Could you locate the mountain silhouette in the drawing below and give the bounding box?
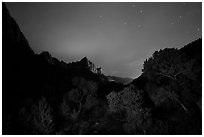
[131,38,202,91]
[3,3,202,135]
[3,4,124,133]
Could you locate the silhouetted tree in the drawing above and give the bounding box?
[84,94,98,110]
[107,85,152,134]
[151,86,188,112]
[142,48,199,112]
[59,94,72,120]
[142,48,195,81]
[72,77,98,96]
[106,91,120,113]
[31,97,54,134]
[60,77,98,121]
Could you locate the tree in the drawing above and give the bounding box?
[31,97,54,134]
[59,94,72,120]
[106,91,120,113]
[84,94,98,110]
[106,85,152,134]
[142,48,195,81]
[142,48,198,113]
[72,77,98,96]
[151,86,188,112]
[59,89,83,121]
[60,77,98,121]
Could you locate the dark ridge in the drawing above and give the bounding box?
[3,2,202,135]
[180,38,202,61]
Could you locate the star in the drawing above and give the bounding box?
[132,4,136,8]
[123,22,128,25]
[99,15,103,18]
[179,15,182,19]
[139,10,143,14]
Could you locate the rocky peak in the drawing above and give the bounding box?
[3,3,35,65]
[80,57,89,67]
[80,56,88,62]
[80,57,102,74]
[39,51,59,65]
[68,56,102,74]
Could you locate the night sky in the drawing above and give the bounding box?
[6,2,202,78]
